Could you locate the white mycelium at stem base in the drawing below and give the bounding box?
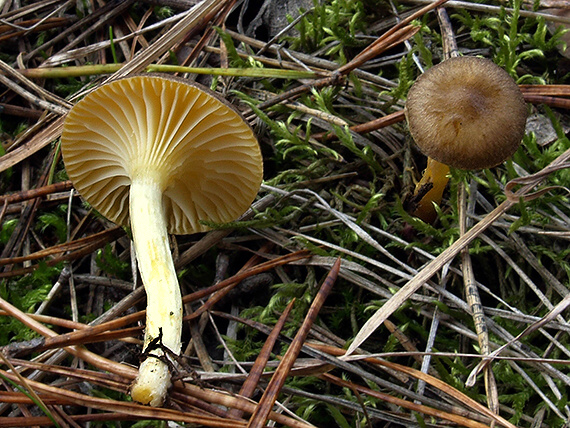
[129,174,182,406]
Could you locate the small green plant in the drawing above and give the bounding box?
[453,0,564,82]
[36,208,68,243]
[385,51,417,105]
[0,219,18,244]
[0,263,60,343]
[241,96,340,163]
[285,0,367,63]
[95,244,129,279]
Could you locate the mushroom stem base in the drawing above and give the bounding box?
[131,358,171,407]
[412,157,450,223]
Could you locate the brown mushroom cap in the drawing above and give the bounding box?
[405,56,527,170]
[61,75,263,234]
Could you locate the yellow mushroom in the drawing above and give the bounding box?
[61,75,263,406]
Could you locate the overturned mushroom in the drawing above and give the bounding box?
[406,56,528,221]
[61,75,263,406]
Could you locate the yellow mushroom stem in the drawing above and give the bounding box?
[128,172,183,407]
[412,157,451,223]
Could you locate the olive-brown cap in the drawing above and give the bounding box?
[405,56,527,170]
[61,75,263,234]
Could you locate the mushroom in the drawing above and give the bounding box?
[409,157,450,223]
[60,75,263,406]
[405,56,527,222]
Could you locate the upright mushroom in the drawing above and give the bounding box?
[405,56,527,222]
[61,75,263,406]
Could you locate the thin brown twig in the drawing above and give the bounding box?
[247,258,340,428]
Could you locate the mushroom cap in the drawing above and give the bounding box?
[61,75,263,234]
[405,56,527,170]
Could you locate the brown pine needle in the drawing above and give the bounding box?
[247,258,340,428]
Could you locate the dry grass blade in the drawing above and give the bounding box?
[518,83,570,108]
[0,390,72,406]
[247,258,341,428]
[0,415,140,427]
[467,291,570,384]
[339,24,421,73]
[505,160,570,202]
[0,59,71,111]
[0,116,63,173]
[458,183,499,415]
[0,16,72,43]
[0,74,66,115]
